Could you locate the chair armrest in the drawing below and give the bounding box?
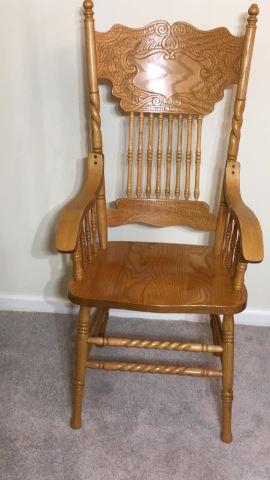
[56,153,103,253]
[225,161,263,263]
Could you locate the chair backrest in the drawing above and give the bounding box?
[83,1,259,236]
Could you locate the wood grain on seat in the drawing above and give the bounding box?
[68,241,246,314]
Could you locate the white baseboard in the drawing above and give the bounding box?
[0,294,269,327]
[0,294,78,315]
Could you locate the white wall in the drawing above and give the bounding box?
[0,0,269,322]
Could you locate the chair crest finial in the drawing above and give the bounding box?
[248,4,259,23]
[83,0,94,18]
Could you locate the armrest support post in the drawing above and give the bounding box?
[233,261,247,291]
[55,153,103,254]
[73,245,84,281]
[224,161,263,264]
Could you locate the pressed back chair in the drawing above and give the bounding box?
[56,1,263,442]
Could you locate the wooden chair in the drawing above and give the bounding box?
[56,1,263,443]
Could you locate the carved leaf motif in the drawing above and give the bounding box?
[96,21,244,114]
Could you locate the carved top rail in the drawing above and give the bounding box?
[96,21,244,114]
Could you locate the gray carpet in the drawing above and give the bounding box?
[1,311,270,480]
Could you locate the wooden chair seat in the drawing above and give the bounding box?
[68,241,247,314]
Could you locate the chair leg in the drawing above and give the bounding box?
[221,314,234,443]
[71,306,90,429]
[97,308,109,339]
[87,308,109,356]
[210,315,221,357]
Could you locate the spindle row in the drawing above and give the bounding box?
[126,112,203,201]
[72,205,98,281]
[222,210,241,276]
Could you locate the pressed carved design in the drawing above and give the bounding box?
[108,198,217,230]
[96,21,244,114]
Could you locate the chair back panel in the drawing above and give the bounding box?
[82,1,258,233]
[95,21,244,115]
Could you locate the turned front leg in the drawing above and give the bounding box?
[71,306,90,429]
[221,314,234,443]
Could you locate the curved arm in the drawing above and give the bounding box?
[56,153,103,253]
[225,161,263,263]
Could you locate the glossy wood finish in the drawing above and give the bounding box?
[215,4,262,278]
[109,111,210,230]
[86,307,108,356]
[146,113,154,198]
[165,114,174,198]
[210,315,223,349]
[221,314,234,443]
[87,360,223,377]
[68,241,246,314]
[83,0,107,249]
[127,112,135,198]
[88,336,223,353]
[71,306,91,429]
[175,115,183,198]
[136,112,144,198]
[225,161,263,264]
[210,314,223,359]
[226,5,259,164]
[96,21,243,114]
[56,153,103,253]
[54,2,263,442]
[107,198,216,230]
[156,113,163,199]
[195,116,203,201]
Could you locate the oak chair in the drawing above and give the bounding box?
[56,1,263,442]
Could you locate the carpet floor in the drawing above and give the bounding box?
[0,311,270,480]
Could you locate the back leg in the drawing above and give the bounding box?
[210,314,223,358]
[97,308,109,340]
[71,306,91,429]
[221,314,234,443]
[87,308,109,356]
